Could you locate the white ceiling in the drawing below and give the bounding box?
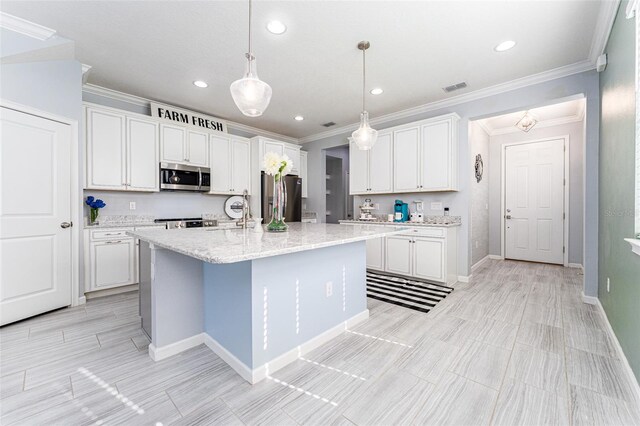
[0,1,607,139]
[477,98,585,135]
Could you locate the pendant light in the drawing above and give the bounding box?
[230,0,272,117]
[351,41,378,150]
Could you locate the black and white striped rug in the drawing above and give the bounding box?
[366,270,454,314]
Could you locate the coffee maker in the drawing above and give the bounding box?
[393,200,409,222]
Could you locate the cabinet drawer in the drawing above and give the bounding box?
[401,227,445,238]
[90,228,133,241]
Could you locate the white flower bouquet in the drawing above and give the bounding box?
[263,152,293,232]
[263,152,293,178]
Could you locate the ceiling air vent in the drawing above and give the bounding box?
[322,121,336,127]
[443,82,468,93]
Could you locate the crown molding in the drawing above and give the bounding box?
[82,83,299,144]
[474,119,493,137]
[299,59,595,144]
[589,0,621,62]
[0,12,56,41]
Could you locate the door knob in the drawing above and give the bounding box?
[60,222,72,229]
[505,215,512,219]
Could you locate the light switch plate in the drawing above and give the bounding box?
[325,281,333,297]
[129,202,136,210]
[431,202,443,211]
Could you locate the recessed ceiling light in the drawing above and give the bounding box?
[294,115,304,121]
[370,88,383,95]
[494,40,516,52]
[193,80,208,88]
[267,20,287,35]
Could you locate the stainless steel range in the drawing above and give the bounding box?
[153,217,218,229]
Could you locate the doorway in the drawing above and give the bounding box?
[325,146,353,224]
[503,137,567,265]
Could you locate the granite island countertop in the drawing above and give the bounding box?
[339,219,461,228]
[128,222,409,264]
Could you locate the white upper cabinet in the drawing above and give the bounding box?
[86,107,126,190]
[300,151,308,198]
[127,117,159,191]
[209,135,251,195]
[394,114,459,192]
[283,145,300,175]
[349,131,393,195]
[161,125,209,167]
[85,106,158,192]
[186,130,209,167]
[393,126,421,192]
[255,137,301,175]
[160,124,185,163]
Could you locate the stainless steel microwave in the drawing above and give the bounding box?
[159,162,210,192]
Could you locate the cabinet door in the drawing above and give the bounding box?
[187,130,209,167]
[300,151,308,198]
[160,124,186,163]
[349,140,369,194]
[283,145,300,174]
[90,239,137,290]
[209,135,231,193]
[231,138,251,195]
[393,126,420,192]
[413,237,445,282]
[366,237,384,270]
[385,236,412,276]
[369,132,393,193]
[127,117,159,191]
[421,120,451,190]
[86,108,126,189]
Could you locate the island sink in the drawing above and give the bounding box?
[130,223,406,383]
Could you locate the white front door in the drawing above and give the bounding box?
[1,107,73,325]
[505,139,565,264]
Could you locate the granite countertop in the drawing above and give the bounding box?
[128,222,408,264]
[339,219,461,228]
[85,222,163,229]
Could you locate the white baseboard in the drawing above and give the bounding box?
[85,283,139,299]
[149,333,205,361]
[582,292,599,305]
[457,275,471,283]
[76,296,87,306]
[152,310,370,384]
[488,255,504,260]
[471,255,490,272]
[592,297,640,404]
[568,263,584,271]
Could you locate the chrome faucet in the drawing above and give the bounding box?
[236,189,251,229]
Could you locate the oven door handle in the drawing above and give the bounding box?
[198,168,202,190]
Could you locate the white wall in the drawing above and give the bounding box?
[302,70,600,295]
[469,121,490,267]
[488,120,585,265]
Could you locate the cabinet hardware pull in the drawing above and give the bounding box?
[105,240,122,244]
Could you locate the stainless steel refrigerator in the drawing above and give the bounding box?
[261,172,302,223]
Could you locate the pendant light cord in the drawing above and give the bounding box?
[248,0,252,57]
[362,47,366,112]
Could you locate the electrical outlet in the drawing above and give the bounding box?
[431,202,443,211]
[607,277,610,293]
[325,281,333,297]
[485,203,489,210]
[475,241,479,248]
[129,202,136,210]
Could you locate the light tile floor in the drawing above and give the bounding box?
[1,260,639,425]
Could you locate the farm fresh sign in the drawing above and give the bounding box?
[150,102,227,133]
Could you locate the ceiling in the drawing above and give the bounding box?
[477,98,585,135]
[0,1,607,139]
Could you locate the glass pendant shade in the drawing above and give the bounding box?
[352,111,378,150]
[230,55,272,117]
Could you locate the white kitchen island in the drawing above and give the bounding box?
[129,223,406,383]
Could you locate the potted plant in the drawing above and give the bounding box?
[85,196,106,225]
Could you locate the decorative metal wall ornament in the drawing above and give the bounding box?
[475,154,484,183]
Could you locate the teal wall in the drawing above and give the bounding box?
[599,0,640,382]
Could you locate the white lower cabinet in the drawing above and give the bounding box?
[367,227,458,284]
[365,237,385,270]
[84,226,165,293]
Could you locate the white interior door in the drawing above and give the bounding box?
[505,139,565,264]
[1,107,72,325]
